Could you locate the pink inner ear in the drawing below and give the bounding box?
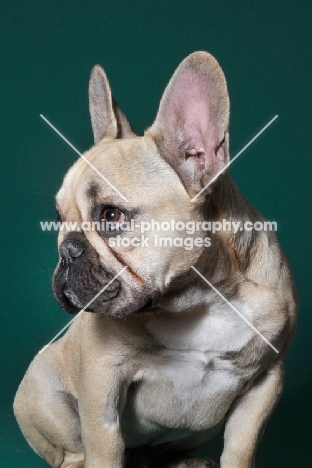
[164,71,222,173]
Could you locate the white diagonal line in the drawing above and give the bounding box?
[190,115,278,202]
[40,114,129,202]
[39,266,128,354]
[191,266,279,354]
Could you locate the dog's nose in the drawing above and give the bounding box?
[59,239,85,267]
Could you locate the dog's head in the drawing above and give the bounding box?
[53,51,230,318]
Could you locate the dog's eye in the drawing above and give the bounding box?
[101,208,125,224]
[95,205,131,237]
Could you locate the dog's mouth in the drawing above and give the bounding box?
[57,279,121,314]
[63,288,84,309]
[57,281,156,317]
[54,271,158,317]
[61,290,82,314]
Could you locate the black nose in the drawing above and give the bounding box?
[59,239,85,267]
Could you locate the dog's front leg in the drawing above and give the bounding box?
[78,359,130,468]
[220,361,283,468]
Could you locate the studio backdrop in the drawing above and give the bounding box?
[0,1,311,466]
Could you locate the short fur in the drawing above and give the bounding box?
[14,52,297,468]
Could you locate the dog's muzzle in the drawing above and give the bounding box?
[59,239,85,308]
[53,235,121,314]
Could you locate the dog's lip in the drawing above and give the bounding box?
[59,278,121,314]
[57,291,82,315]
[63,288,84,309]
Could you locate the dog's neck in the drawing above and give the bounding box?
[153,174,270,315]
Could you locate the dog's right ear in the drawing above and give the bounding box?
[89,65,135,144]
[149,52,230,197]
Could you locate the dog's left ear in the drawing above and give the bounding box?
[149,51,230,196]
[89,65,135,144]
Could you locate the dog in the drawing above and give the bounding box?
[14,51,297,468]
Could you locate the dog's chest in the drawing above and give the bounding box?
[122,302,254,447]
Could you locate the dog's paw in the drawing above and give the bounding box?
[167,456,219,468]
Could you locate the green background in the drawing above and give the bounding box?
[1,1,311,466]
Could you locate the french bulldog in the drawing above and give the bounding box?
[14,51,297,468]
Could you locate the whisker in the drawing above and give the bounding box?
[33,267,55,275]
